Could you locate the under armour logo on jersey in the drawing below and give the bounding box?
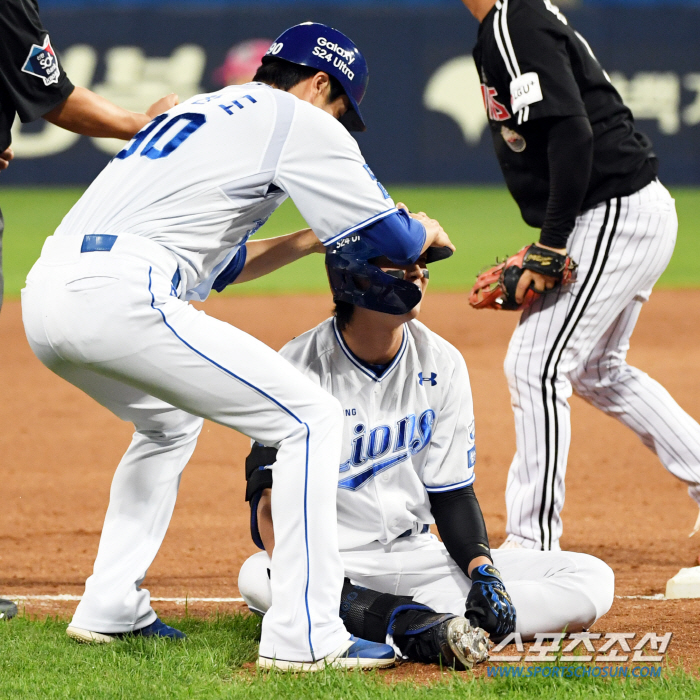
[418,372,437,386]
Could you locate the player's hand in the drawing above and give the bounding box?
[146,93,179,119]
[0,146,14,172]
[514,243,567,305]
[465,564,516,641]
[396,202,456,255]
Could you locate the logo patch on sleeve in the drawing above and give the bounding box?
[21,35,61,86]
[510,72,543,114]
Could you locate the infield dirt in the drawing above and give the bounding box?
[2,291,700,671]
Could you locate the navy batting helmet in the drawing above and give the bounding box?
[264,22,369,131]
[325,236,421,315]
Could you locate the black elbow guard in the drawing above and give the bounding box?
[245,442,276,502]
[245,442,276,550]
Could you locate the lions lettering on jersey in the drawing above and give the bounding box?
[338,410,435,490]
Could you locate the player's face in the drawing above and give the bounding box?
[375,254,430,320]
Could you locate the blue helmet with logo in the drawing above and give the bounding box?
[264,22,369,131]
[326,236,423,315]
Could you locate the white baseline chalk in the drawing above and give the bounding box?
[1,594,244,603]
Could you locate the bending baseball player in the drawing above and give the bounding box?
[463,0,700,550]
[238,239,614,667]
[22,23,453,670]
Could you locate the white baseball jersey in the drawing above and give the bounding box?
[54,83,396,300]
[280,317,477,550]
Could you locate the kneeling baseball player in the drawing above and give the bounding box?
[237,237,615,668]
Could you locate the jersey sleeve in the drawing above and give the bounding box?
[421,349,477,493]
[494,1,586,123]
[0,0,74,124]
[274,102,397,246]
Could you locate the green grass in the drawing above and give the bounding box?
[2,186,700,298]
[0,614,697,699]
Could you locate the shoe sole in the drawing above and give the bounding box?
[67,626,116,644]
[258,655,395,672]
[445,618,491,669]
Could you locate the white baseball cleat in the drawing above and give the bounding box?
[67,618,186,644]
[67,626,116,644]
[498,535,526,550]
[258,635,396,672]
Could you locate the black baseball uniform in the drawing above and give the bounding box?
[0,0,74,310]
[470,0,700,552]
[473,0,657,248]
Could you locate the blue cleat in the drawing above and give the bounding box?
[67,617,185,644]
[131,617,186,640]
[258,635,396,671]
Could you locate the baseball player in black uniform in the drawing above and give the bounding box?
[463,0,700,550]
[0,0,175,620]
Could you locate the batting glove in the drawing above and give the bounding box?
[465,564,516,641]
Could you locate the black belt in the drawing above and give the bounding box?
[80,234,180,293]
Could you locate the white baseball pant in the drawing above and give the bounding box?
[239,533,614,640]
[21,233,349,662]
[504,179,700,550]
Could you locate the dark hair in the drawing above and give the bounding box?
[254,57,346,103]
[333,300,355,331]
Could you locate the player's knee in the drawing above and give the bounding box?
[576,553,615,621]
[135,412,204,446]
[238,551,272,616]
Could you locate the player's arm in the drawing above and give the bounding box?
[44,87,178,140]
[428,486,492,576]
[514,116,593,303]
[210,229,325,291]
[422,350,516,637]
[0,5,176,150]
[232,229,324,285]
[274,105,454,265]
[488,9,593,303]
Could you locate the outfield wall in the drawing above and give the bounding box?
[5,4,700,185]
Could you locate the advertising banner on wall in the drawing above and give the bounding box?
[5,4,700,184]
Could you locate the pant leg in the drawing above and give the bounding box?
[344,539,614,640]
[570,298,700,504]
[21,244,347,661]
[340,535,471,617]
[240,537,470,619]
[492,549,614,639]
[240,538,614,641]
[31,364,202,633]
[504,181,678,550]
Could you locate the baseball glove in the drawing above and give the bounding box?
[469,244,577,311]
[465,564,516,642]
